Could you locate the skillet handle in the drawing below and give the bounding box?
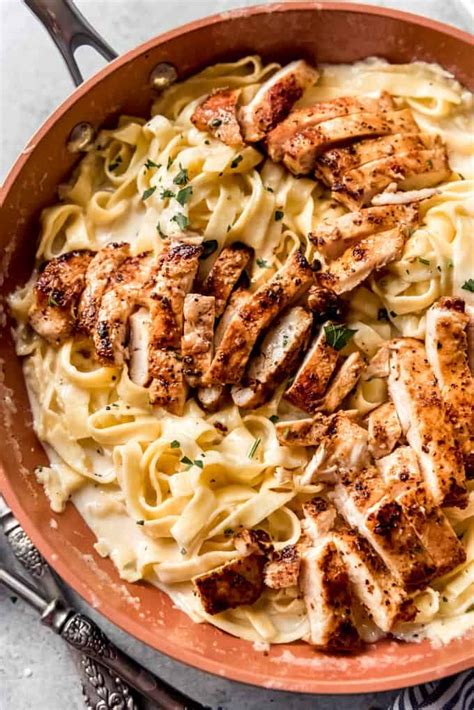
[23,0,117,86]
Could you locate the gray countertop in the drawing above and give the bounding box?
[0,2,472,709]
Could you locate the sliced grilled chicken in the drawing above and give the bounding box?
[77,242,130,334]
[318,352,365,413]
[307,285,346,323]
[333,527,416,632]
[182,294,216,387]
[201,243,253,317]
[93,252,154,366]
[302,497,338,542]
[205,250,313,385]
[266,93,395,162]
[264,545,301,589]
[29,250,94,345]
[193,554,265,614]
[362,343,390,381]
[377,447,466,576]
[239,60,319,142]
[425,297,474,476]
[317,226,406,295]
[300,540,360,651]
[372,186,440,206]
[233,528,273,556]
[231,306,312,409]
[388,338,467,508]
[283,109,419,176]
[315,132,434,187]
[367,402,402,459]
[331,466,436,588]
[191,88,243,146]
[285,323,340,412]
[332,146,450,210]
[129,307,152,386]
[275,412,332,447]
[310,204,419,260]
[148,241,202,413]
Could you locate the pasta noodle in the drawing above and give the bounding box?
[8,56,474,647]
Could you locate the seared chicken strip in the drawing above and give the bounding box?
[302,497,338,541]
[285,323,340,413]
[193,554,265,614]
[310,203,419,260]
[300,540,360,651]
[283,109,419,176]
[362,343,390,381]
[182,294,216,387]
[191,88,243,146]
[148,241,203,413]
[275,409,359,447]
[239,60,319,142]
[205,250,313,385]
[317,226,406,295]
[233,528,273,556]
[367,402,402,459]
[333,147,450,210]
[29,250,93,345]
[372,186,440,206]
[77,242,130,334]
[318,352,365,413]
[129,307,152,387]
[267,93,395,162]
[93,252,153,366]
[388,338,467,508]
[426,297,474,476]
[231,306,312,409]
[201,243,253,317]
[307,285,346,323]
[377,447,466,576]
[264,545,301,589]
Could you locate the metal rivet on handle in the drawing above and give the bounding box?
[67,122,95,153]
[150,62,178,91]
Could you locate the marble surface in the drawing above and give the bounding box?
[0,1,472,709]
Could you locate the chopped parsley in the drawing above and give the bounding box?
[265,186,274,193]
[170,440,180,448]
[269,415,279,424]
[156,222,167,239]
[226,224,232,233]
[181,456,193,467]
[248,437,261,459]
[194,459,204,469]
[323,323,357,351]
[418,257,431,266]
[160,188,175,199]
[47,293,60,307]
[136,520,145,526]
[282,335,289,347]
[204,139,210,145]
[462,279,474,293]
[173,164,189,185]
[230,154,243,169]
[176,185,193,206]
[167,156,174,169]
[256,257,269,268]
[142,186,156,201]
[171,213,189,230]
[200,239,218,260]
[274,209,284,221]
[378,308,389,322]
[144,158,159,169]
[427,159,433,169]
[108,155,122,171]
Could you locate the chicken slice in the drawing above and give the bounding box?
[148,241,203,413]
[285,323,340,413]
[332,147,450,210]
[239,60,319,142]
[205,250,313,385]
[29,250,94,345]
[371,186,440,205]
[283,109,418,176]
[233,528,273,556]
[388,338,467,508]
[93,252,154,366]
[307,285,346,323]
[331,466,436,588]
[333,527,416,632]
[362,343,390,381]
[77,242,130,334]
[367,401,402,459]
[193,554,265,615]
[231,306,312,409]
[300,540,360,651]
[425,297,474,477]
[181,294,216,387]
[266,93,395,162]
[129,307,152,387]
[310,203,419,260]
[318,352,365,413]
[191,88,243,146]
[317,226,406,295]
[377,447,466,576]
[275,409,359,447]
[201,243,253,317]
[264,545,301,589]
[302,496,338,542]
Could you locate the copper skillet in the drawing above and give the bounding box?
[0,0,473,695]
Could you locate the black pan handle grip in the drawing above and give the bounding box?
[23,0,117,86]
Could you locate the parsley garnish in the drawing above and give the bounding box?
[226,224,232,232]
[418,257,430,266]
[170,440,180,448]
[378,308,389,322]
[144,158,159,169]
[200,239,218,260]
[176,185,192,206]
[462,279,474,293]
[142,186,156,201]
[181,456,193,467]
[108,155,122,171]
[282,335,289,347]
[167,156,174,169]
[160,188,175,199]
[269,415,279,424]
[156,222,167,239]
[265,186,274,193]
[136,520,145,526]
[204,139,210,145]
[256,257,269,268]
[324,323,357,351]
[194,459,204,469]
[274,210,284,221]
[171,213,189,230]
[248,437,261,459]
[230,155,243,169]
[173,165,189,185]
[47,293,60,307]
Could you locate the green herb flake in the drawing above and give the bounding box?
[171,213,189,230]
[323,323,357,351]
[265,186,274,193]
[226,224,232,233]
[173,164,189,186]
[378,308,389,322]
[274,209,284,221]
[181,455,193,467]
[136,520,145,526]
[200,239,218,260]
[160,188,175,199]
[269,415,279,424]
[142,186,156,201]
[224,528,234,537]
[448,260,454,269]
[248,437,261,459]
[282,335,289,347]
[170,440,180,449]
[230,154,243,169]
[180,547,187,555]
[462,279,474,293]
[194,459,204,469]
[108,155,122,171]
[204,139,210,145]
[176,185,193,206]
[144,158,159,169]
[256,257,269,268]
[418,257,431,266]
[167,156,174,169]
[390,311,398,318]
[47,293,60,308]
[156,222,167,239]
